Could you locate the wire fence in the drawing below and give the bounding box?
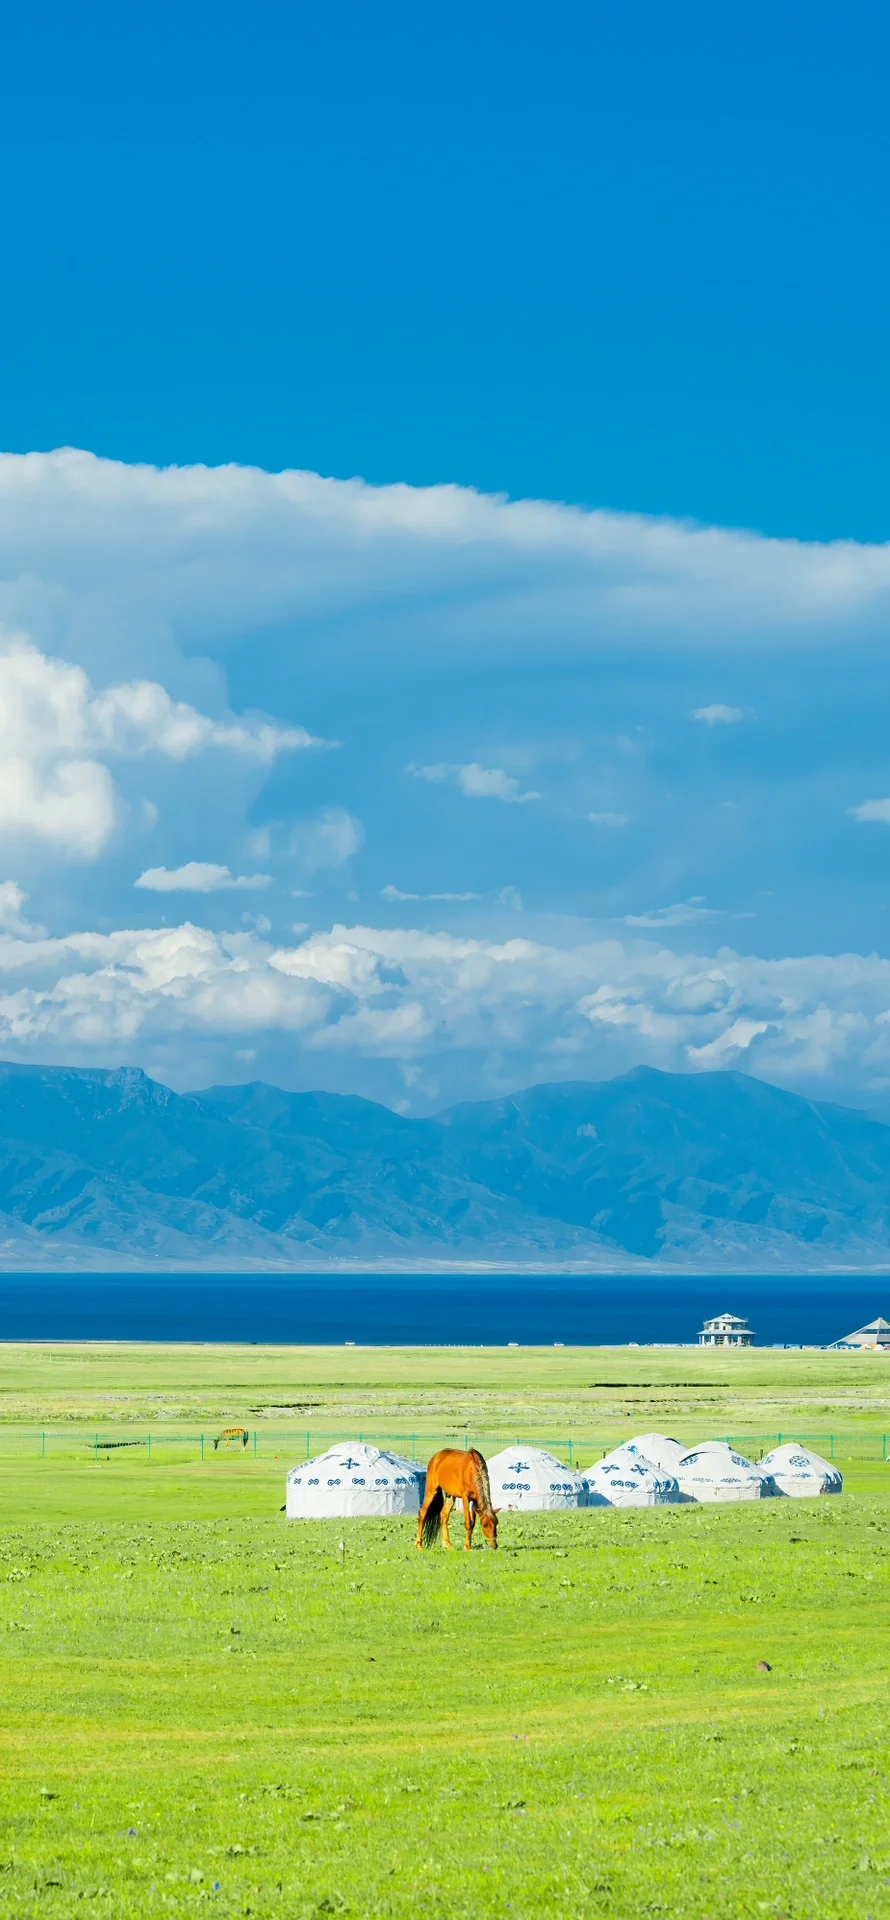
[0,1428,887,1464]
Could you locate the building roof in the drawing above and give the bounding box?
[834,1317,890,1346]
[702,1312,749,1327]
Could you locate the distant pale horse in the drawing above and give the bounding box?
[415,1448,499,1551]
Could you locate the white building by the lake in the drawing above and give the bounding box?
[829,1316,890,1351]
[698,1312,754,1348]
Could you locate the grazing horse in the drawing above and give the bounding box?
[213,1427,249,1450]
[415,1448,499,1551]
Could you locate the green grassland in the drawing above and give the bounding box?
[4,1340,890,1440]
[3,1344,890,1917]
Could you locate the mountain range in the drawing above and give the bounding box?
[0,1060,888,1269]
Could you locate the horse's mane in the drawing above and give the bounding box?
[469,1449,494,1516]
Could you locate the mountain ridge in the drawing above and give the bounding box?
[0,1059,888,1270]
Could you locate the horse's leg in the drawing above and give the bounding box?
[464,1497,476,1551]
[441,1495,455,1550]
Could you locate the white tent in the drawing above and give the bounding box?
[585,1444,682,1508]
[674,1440,769,1503]
[759,1442,843,1497]
[625,1432,688,1475]
[285,1441,425,1518]
[487,1446,589,1511]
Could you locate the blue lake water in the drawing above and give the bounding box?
[0,1271,886,1345]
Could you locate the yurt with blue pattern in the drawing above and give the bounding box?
[759,1442,843,1497]
[487,1445,588,1511]
[674,1440,769,1503]
[285,1441,425,1518]
[585,1443,682,1507]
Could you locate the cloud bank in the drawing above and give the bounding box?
[0,447,884,1107]
[0,907,885,1111]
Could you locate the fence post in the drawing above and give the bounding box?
[306,1432,311,1459]
[41,1431,45,1459]
[411,1434,416,1461]
[778,1433,782,1445]
[569,1440,573,1468]
[253,1431,257,1458]
[830,1435,834,1460]
[147,1435,151,1461]
[94,1433,98,1458]
[200,1434,204,1461]
[464,1433,469,1450]
[884,1435,888,1462]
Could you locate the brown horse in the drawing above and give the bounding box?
[415,1448,499,1551]
[213,1427,249,1450]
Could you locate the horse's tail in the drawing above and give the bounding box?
[421,1487,444,1547]
[470,1450,494,1515]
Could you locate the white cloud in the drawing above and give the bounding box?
[91,677,325,762]
[0,905,887,1102]
[4,449,890,666]
[135,864,272,893]
[1,449,890,1102]
[288,808,364,874]
[691,704,745,725]
[623,899,750,928]
[588,812,632,827]
[380,885,480,903]
[457,764,540,803]
[0,634,325,857]
[0,882,43,937]
[688,1018,771,1061]
[849,799,890,824]
[411,763,540,804]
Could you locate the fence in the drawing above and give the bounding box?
[0,1429,888,1464]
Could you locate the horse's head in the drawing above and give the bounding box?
[480,1507,499,1549]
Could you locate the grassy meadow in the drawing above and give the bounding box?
[2,1343,890,1916]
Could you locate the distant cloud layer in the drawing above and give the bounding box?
[849,799,890,825]
[0,909,886,1114]
[411,763,541,803]
[135,863,271,893]
[0,447,885,1108]
[691,704,745,726]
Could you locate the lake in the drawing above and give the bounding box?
[0,1270,885,1345]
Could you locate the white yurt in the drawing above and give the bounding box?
[625,1433,688,1475]
[585,1444,682,1508]
[487,1446,589,1511]
[285,1441,425,1518]
[759,1442,843,1497]
[674,1440,769,1503]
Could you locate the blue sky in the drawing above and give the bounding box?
[3,1,890,538]
[0,7,889,1110]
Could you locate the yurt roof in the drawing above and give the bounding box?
[760,1441,837,1475]
[597,1442,671,1476]
[678,1441,757,1471]
[286,1440,419,1481]
[488,1445,583,1484]
[590,1447,677,1488]
[626,1432,686,1469]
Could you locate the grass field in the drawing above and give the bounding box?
[3,1343,890,1917]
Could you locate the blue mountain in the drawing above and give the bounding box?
[0,1059,888,1268]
